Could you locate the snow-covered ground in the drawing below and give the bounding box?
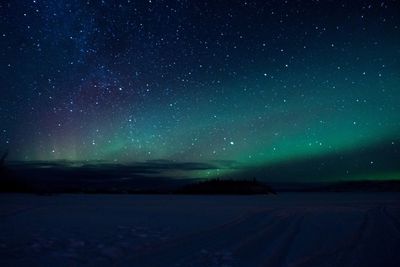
[0,193,399,267]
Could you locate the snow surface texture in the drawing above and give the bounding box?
[0,193,399,267]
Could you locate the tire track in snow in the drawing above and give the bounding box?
[117,209,278,267]
[257,214,304,267]
[284,208,371,267]
[228,212,303,267]
[381,206,400,235]
[292,206,400,267]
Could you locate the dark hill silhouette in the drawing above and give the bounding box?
[176,178,276,195]
[302,180,400,192]
[1,156,398,194]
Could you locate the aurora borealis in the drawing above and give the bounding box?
[1,0,399,181]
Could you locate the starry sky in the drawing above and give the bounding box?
[1,0,399,182]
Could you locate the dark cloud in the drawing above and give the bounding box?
[7,159,222,180]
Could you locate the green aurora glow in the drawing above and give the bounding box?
[1,1,399,181]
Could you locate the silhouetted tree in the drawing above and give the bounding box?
[0,150,8,172]
[0,150,29,192]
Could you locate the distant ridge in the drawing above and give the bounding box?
[302,180,400,192]
[1,157,399,194]
[175,179,276,195]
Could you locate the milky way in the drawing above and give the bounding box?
[1,1,399,181]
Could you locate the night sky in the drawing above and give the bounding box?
[1,0,399,182]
